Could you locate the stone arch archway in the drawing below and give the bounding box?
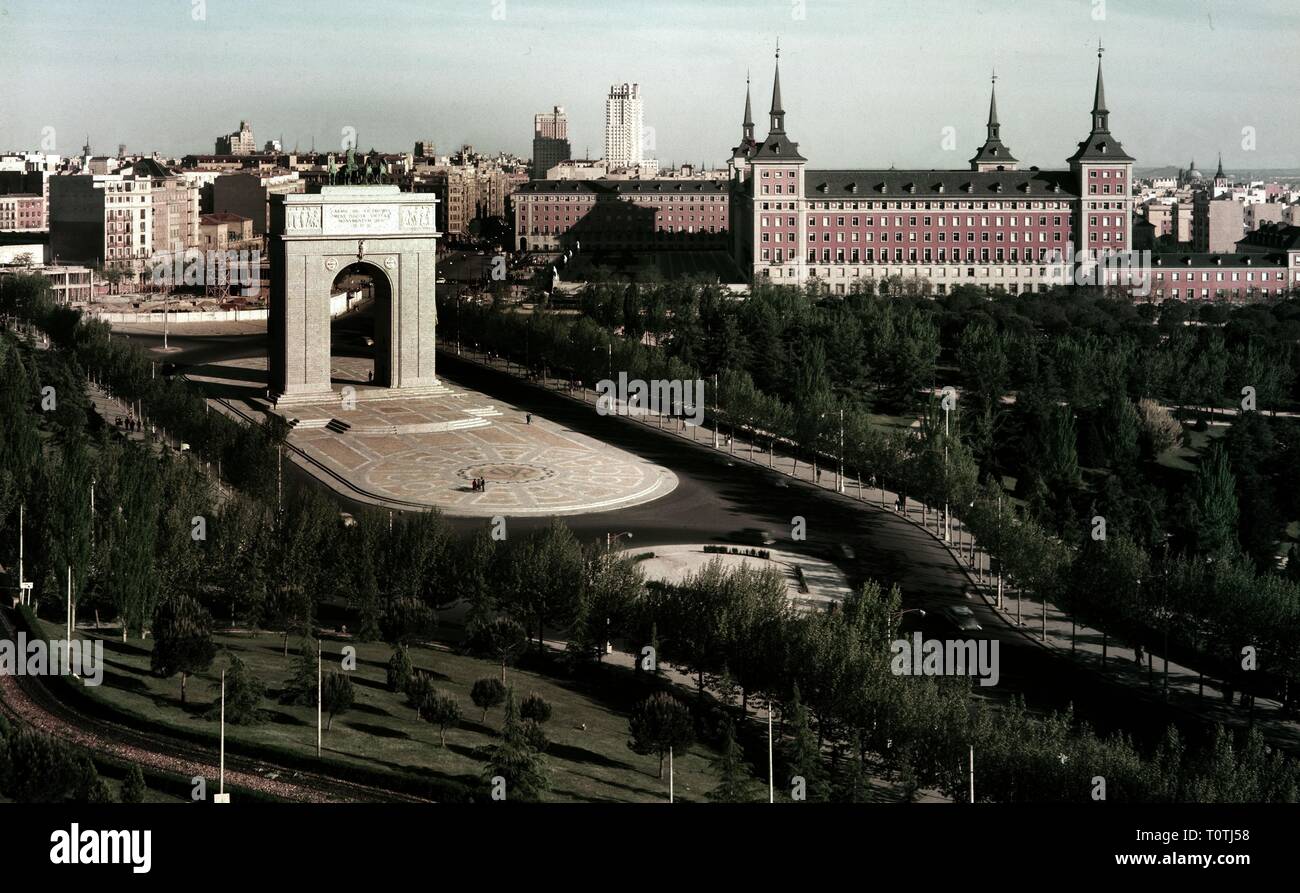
[330,259,394,386]
[268,186,441,405]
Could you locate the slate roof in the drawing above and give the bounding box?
[802,169,1078,199]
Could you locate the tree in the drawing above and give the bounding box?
[421,690,461,747]
[73,755,113,804]
[206,653,265,725]
[150,593,217,705]
[708,718,758,802]
[471,676,507,724]
[627,692,694,779]
[505,519,583,655]
[477,689,549,801]
[468,616,527,683]
[386,646,413,693]
[1137,398,1182,459]
[379,595,436,647]
[121,764,147,803]
[280,634,319,706]
[322,671,354,731]
[1189,443,1239,559]
[520,693,552,724]
[781,684,827,801]
[1100,393,1141,475]
[0,728,80,803]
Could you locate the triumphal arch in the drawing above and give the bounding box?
[268,186,441,405]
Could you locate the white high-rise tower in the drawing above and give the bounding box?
[604,83,643,169]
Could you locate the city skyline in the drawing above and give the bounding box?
[2,0,1299,168]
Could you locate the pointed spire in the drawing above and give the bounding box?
[1091,39,1109,131]
[1069,41,1133,164]
[971,68,1017,170]
[769,39,786,132]
[987,70,1000,139]
[742,71,754,142]
[1216,152,1225,178]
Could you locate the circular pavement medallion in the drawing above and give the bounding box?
[457,462,556,484]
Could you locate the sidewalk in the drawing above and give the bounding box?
[452,345,1300,752]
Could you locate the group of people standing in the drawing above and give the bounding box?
[471,477,488,492]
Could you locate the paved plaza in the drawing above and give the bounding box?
[627,544,851,613]
[187,355,677,516]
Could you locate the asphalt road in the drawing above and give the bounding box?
[121,323,1229,753]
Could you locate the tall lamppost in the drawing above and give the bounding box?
[887,607,926,641]
[837,407,845,494]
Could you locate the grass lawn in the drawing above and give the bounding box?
[1157,423,1227,472]
[45,620,728,803]
[868,412,918,434]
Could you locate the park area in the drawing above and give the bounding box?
[36,617,725,803]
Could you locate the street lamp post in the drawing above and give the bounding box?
[887,608,926,641]
[837,407,844,494]
[943,401,951,543]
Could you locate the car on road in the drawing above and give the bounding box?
[737,528,777,546]
[940,605,983,632]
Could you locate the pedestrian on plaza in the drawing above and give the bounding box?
[1134,643,1144,667]
[526,413,532,425]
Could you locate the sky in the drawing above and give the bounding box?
[2,0,1298,170]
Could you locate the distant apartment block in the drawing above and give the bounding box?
[533,106,572,178]
[213,170,304,235]
[215,120,256,155]
[604,84,644,169]
[0,194,45,231]
[0,264,95,303]
[50,173,154,270]
[199,212,258,252]
[1245,201,1284,232]
[1192,191,1243,253]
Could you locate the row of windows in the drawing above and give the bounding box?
[1156,288,1287,299]
[1151,270,1287,282]
[760,247,1066,264]
[801,215,1067,228]
[528,225,726,235]
[764,230,1069,244]
[522,195,726,204]
[761,200,1071,211]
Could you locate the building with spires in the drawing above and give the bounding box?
[510,46,1298,300]
[726,44,1134,293]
